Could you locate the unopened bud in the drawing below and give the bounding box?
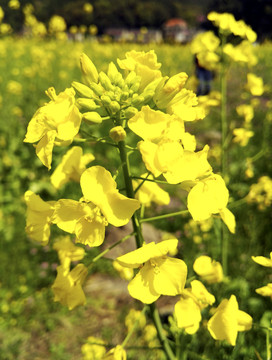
[131,95,144,106]
[80,53,98,85]
[120,91,129,102]
[77,98,98,111]
[124,106,138,119]
[109,101,120,114]
[82,111,102,124]
[99,71,114,91]
[89,82,104,97]
[100,95,112,105]
[109,126,126,142]
[72,81,94,98]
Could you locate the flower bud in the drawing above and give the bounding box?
[108,101,120,114]
[89,82,104,97]
[154,72,188,109]
[82,111,102,124]
[98,71,114,91]
[109,126,126,142]
[124,107,138,119]
[77,98,98,111]
[80,53,98,85]
[72,81,94,98]
[107,62,119,83]
[100,95,112,106]
[120,91,129,102]
[131,95,144,106]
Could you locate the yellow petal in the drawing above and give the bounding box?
[255,284,272,297]
[237,310,253,331]
[127,263,160,304]
[75,217,105,247]
[138,140,162,177]
[152,257,187,296]
[52,199,85,233]
[128,106,171,141]
[35,130,56,170]
[80,166,140,226]
[252,255,272,267]
[116,242,159,268]
[175,297,201,334]
[219,207,236,234]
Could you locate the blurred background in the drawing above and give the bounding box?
[0,0,272,359]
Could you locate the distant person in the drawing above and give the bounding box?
[194,55,213,96]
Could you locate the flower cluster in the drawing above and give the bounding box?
[24,47,253,352]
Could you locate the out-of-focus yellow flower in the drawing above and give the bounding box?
[208,12,235,33]
[187,174,236,233]
[133,173,170,207]
[48,15,66,34]
[247,176,272,210]
[191,31,220,54]
[83,3,93,13]
[175,280,215,334]
[207,295,252,346]
[81,337,106,360]
[113,260,134,281]
[230,19,257,43]
[103,345,126,360]
[24,190,56,245]
[69,25,78,34]
[247,73,264,96]
[51,146,95,189]
[116,239,187,304]
[236,104,254,124]
[52,264,87,310]
[7,80,22,95]
[232,128,254,146]
[53,236,85,276]
[24,87,81,169]
[255,284,272,299]
[8,0,20,10]
[89,24,98,36]
[79,25,87,34]
[245,158,254,178]
[252,252,272,267]
[117,50,162,90]
[193,255,223,284]
[223,41,257,66]
[125,308,146,331]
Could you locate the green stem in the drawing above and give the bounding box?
[91,232,136,263]
[118,140,143,248]
[267,329,271,360]
[141,210,188,223]
[117,138,177,360]
[132,176,170,185]
[219,31,228,276]
[149,303,176,360]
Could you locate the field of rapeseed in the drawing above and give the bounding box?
[1,11,272,360]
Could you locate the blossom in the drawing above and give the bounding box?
[52,264,88,310]
[187,174,236,233]
[117,50,161,90]
[24,87,81,169]
[232,128,254,147]
[236,104,254,123]
[175,280,215,334]
[53,236,85,276]
[24,190,56,245]
[51,146,95,189]
[81,337,106,360]
[247,73,264,96]
[207,295,252,346]
[52,166,140,246]
[193,256,223,284]
[116,239,187,304]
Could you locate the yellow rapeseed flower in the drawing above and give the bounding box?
[193,255,223,284]
[247,73,264,96]
[232,128,254,146]
[52,264,87,310]
[116,239,187,304]
[207,295,252,346]
[252,252,272,267]
[24,87,82,169]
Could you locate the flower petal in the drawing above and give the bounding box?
[52,199,85,233]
